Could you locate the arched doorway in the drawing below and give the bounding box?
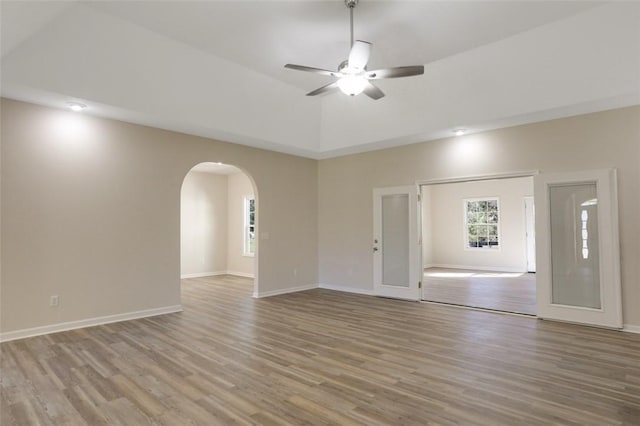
[180,162,258,297]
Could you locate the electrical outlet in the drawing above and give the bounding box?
[50,295,59,307]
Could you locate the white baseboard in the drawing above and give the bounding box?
[427,264,526,273]
[0,305,183,343]
[318,283,374,296]
[181,271,254,279]
[181,271,227,279]
[623,324,640,334]
[226,271,255,279]
[253,283,317,298]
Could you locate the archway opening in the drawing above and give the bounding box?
[180,162,258,300]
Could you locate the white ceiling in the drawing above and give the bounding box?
[1,1,639,159]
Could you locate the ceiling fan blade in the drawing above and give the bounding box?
[348,40,371,71]
[363,81,385,100]
[365,65,424,80]
[285,64,341,77]
[306,81,340,96]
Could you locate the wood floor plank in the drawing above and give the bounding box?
[423,267,537,315]
[1,275,639,425]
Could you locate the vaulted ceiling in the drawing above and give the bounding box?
[2,1,639,159]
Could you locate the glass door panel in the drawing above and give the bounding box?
[382,194,410,287]
[549,183,601,309]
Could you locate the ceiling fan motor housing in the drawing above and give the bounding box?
[338,60,361,74]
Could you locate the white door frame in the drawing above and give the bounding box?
[416,170,539,187]
[534,168,622,329]
[524,196,536,273]
[373,185,421,300]
[417,170,539,301]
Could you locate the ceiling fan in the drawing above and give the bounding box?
[284,0,424,100]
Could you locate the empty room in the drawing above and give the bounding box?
[1,1,639,425]
[421,176,537,315]
[180,162,257,297]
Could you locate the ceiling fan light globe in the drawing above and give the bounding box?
[337,75,366,96]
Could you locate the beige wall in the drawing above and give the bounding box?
[1,98,318,334]
[2,98,639,335]
[424,177,533,272]
[180,171,228,277]
[227,172,255,277]
[319,106,640,327]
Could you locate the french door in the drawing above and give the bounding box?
[534,169,622,329]
[373,186,421,300]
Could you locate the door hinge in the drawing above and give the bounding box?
[418,281,422,289]
[417,193,421,202]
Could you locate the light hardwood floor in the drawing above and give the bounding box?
[2,275,639,425]
[423,267,537,315]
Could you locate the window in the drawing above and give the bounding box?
[464,198,499,249]
[243,196,255,257]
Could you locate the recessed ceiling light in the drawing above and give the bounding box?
[66,102,86,112]
[453,129,466,136]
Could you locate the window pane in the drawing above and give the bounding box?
[465,199,499,249]
[488,225,498,247]
[467,210,476,223]
[244,197,256,255]
[467,225,478,247]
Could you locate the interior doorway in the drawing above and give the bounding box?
[420,176,536,316]
[180,162,257,296]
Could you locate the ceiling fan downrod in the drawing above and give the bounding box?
[346,0,359,47]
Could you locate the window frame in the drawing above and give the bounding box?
[243,195,255,257]
[463,197,501,251]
